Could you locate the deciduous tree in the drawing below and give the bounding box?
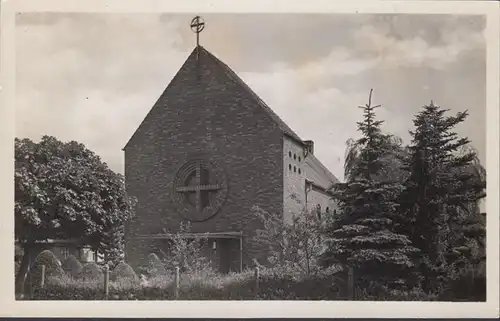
[15,136,136,294]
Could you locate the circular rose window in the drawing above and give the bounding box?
[172,158,228,222]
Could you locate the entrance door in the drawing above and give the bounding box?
[217,239,233,274]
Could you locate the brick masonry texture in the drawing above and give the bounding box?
[124,47,285,272]
[283,137,307,224]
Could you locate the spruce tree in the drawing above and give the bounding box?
[398,102,486,293]
[322,90,419,290]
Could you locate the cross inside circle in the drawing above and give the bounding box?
[190,16,205,34]
[175,161,221,212]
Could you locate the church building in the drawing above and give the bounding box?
[123,18,340,273]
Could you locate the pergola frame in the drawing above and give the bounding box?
[132,231,244,272]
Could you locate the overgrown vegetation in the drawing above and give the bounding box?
[153,222,215,275]
[31,264,350,300]
[252,206,326,276]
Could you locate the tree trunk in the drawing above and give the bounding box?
[15,244,35,297]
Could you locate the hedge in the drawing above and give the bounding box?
[62,255,83,278]
[27,250,64,292]
[111,262,137,282]
[78,262,104,281]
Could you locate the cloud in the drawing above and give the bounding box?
[351,23,485,69]
[15,13,486,182]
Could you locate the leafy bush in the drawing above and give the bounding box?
[252,206,324,276]
[78,262,103,281]
[27,250,64,291]
[111,262,137,282]
[160,222,215,275]
[62,255,83,278]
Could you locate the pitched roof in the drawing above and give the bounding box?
[200,47,341,186]
[123,46,304,150]
[304,154,340,190]
[124,45,340,183]
[198,46,304,144]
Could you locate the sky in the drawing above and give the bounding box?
[15,13,486,180]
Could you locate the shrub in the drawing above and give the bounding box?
[111,262,137,282]
[252,206,324,276]
[256,267,346,300]
[27,250,64,290]
[439,267,486,301]
[353,280,439,301]
[145,253,167,277]
[78,262,103,281]
[61,255,83,278]
[161,222,215,275]
[33,273,106,300]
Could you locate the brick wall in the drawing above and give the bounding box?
[306,188,339,216]
[124,48,284,271]
[283,137,307,224]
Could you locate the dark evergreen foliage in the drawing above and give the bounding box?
[321,90,419,289]
[398,102,486,293]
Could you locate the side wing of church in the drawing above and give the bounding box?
[123,45,339,273]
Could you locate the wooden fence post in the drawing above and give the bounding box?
[174,266,180,300]
[28,252,33,299]
[40,265,46,288]
[104,264,109,300]
[347,267,354,300]
[254,267,260,297]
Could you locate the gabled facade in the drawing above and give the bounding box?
[124,46,339,273]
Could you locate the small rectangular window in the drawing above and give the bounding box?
[60,247,70,259]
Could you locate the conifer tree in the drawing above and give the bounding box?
[321,90,419,289]
[100,224,126,268]
[398,102,486,293]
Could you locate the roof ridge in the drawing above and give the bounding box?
[199,46,304,144]
[307,153,339,185]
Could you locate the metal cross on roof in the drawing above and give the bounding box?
[190,15,205,47]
